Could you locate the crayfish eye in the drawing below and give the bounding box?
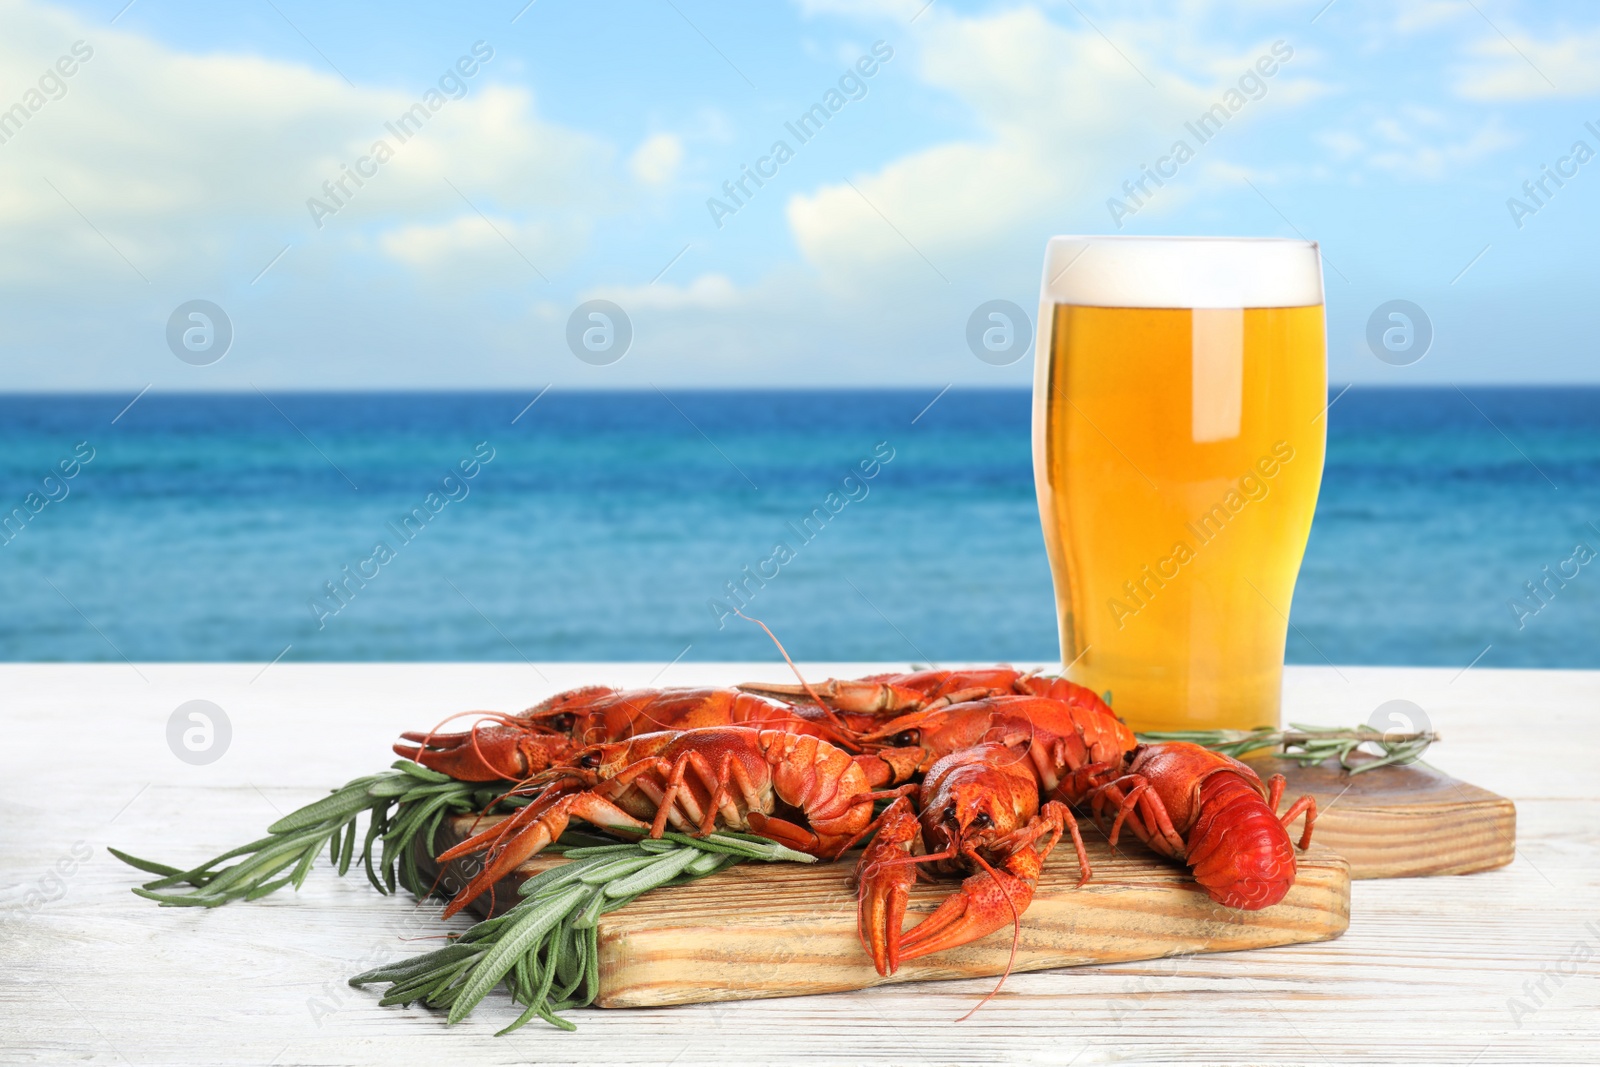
[578,752,602,769]
[893,729,920,746]
[972,812,992,829]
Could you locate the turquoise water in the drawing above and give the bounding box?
[0,388,1594,668]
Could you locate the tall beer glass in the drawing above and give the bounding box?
[1034,236,1326,732]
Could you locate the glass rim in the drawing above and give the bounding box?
[1045,233,1318,249]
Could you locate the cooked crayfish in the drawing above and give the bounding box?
[436,726,915,918]
[857,743,1088,977]
[741,666,1110,720]
[843,681,1314,913]
[858,692,1134,795]
[395,686,856,782]
[848,692,1120,976]
[1089,741,1316,909]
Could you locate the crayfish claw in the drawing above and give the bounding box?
[854,796,921,975]
[896,847,1041,965]
[394,724,577,782]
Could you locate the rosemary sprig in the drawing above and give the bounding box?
[110,760,513,906]
[351,831,814,1033]
[1138,723,1440,775]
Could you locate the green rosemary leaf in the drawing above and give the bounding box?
[105,847,186,879]
[519,1000,576,1035]
[543,830,624,853]
[1348,739,1428,774]
[360,804,390,894]
[357,827,811,1033]
[559,949,585,1005]
[544,926,571,994]
[351,943,481,986]
[446,883,589,1025]
[244,875,296,901]
[198,828,330,896]
[584,923,600,996]
[394,759,454,782]
[117,765,511,908]
[603,848,700,899]
[1140,723,1440,776]
[508,932,570,1036]
[336,816,358,877]
[650,832,759,859]
[366,775,419,800]
[409,955,481,1000]
[130,886,220,907]
[288,839,320,890]
[268,780,377,834]
[1138,728,1283,759]
[576,855,659,885]
[668,832,817,863]
[127,832,284,889]
[515,857,599,898]
[684,849,726,876]
[396,783,457,805]
[570,887,608,929]
[561,843,650,858]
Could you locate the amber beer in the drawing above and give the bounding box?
[1033,236,1326,732]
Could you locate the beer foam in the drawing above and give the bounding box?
[1040,236,1323,308]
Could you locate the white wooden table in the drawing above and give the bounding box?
[2,663,1595,1065]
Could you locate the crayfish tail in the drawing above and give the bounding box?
[1186,775,1298,910]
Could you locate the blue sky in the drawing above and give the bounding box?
[3,0,1598,390]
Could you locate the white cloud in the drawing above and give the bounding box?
[377,213,582,277]
[588,273,739,310]
[785,8,1314,285]
[629,132,684,186]
[793,0,918,19]
[1454,26,1600,100]
[0,0,613,286]
[1318,129,1366,161]
[1393,1,1473,34]
[1318,109,1518,181]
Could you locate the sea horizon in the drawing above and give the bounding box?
[2,385,1594,669]
[4,383,1598,396]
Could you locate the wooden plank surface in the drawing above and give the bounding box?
[2,662,1597,1066]
[424,817,1349,1007]
[1253,754,1518,878]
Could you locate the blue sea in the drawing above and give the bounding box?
[0,388,1595,668]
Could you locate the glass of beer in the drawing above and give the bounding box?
[1033,236,1326,732]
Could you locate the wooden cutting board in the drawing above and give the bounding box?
[1248,754,1516,879]
[422,816,1350,1009]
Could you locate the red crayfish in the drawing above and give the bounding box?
[394,685,858,782]
[407,666,1317,974]
[435,726,916,918]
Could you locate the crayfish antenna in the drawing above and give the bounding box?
[734,609,853,737]
[955,847,1022,1024]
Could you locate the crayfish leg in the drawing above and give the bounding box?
[1044,801,1092,888]
[438,792,650,918]
[1279,794,1317,850]
[1089,773,1186,858]
[744,811,822,854]
[1264,772,1318,850]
